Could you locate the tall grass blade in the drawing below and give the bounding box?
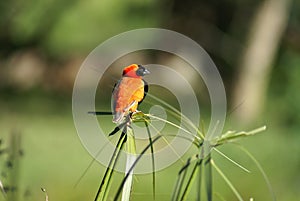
[146,94,204,139]
[121,126,136,201]
[172,174,181,201]
[180,159,202,201]
[114,135,163,201]
[171,171,182,201]
[94,127,127,201]
[174,158,191,201]
[146,114,192,136]
[236,144,276,201]
[213,148,250,173]
[143,116,185,163]
[75,118,126,188]
[102,127,128,201]
[146,114,202,149]
[197,160,203,201]
[41,188,48,201]
[74,134,117,188]
[144,121,156,199]
[211,160,243,201]
[205,155,212,201]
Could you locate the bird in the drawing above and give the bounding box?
[112,64,150,123]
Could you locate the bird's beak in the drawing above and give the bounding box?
[143,69,150,75]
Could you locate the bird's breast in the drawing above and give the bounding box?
[113,77,144,112]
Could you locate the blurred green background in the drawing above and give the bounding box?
[1,0,300,200]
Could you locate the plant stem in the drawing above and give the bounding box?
[121,126,136,201]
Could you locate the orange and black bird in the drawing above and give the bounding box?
[112,64,150,123]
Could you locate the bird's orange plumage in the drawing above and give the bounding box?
[112,64,149,123]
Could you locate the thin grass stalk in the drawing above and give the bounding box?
[235,144,276,201]
[173,158,191,201]
[75,139,113,188]
[180,159,202,201]
[197,159,203,201]
[145,114,200,164]
[114,135,163,201]
[211,160,243,201]
[146,94,204,139]
[213,148,250,173]
[41,188,48,201]
[144,120,156,199]
[204,155,212,201]
[173,155,199,201]
[171,173,183,201]
[75,121,127,188]
[143,116,185,163]
[94,127,127,201]
[103,128,128,201]
[172,170,187,201]
[121,126,136,201]
[143,115,202,150]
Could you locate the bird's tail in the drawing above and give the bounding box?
[112,111,125,123]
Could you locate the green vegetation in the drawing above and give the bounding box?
[1,91,300,200]
[1,0,300,200]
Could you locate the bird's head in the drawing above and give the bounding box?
[122,64,150,78]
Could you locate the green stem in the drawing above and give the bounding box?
[114,135,162,201]
[94,128,127,201]
[144,120,156,199]
[121,126,136,201]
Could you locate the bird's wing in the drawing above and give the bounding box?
[124,100,137,111]
[112,111,124,123]
[138,79,148,105]
[112,80,121,112]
